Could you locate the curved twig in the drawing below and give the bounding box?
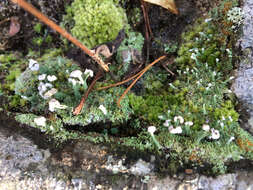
[10,0,109,72]
[117,55,166,107]
[73,70,103,115]
[96,69,145,90]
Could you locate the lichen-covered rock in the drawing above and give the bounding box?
[240,0,253,49]
[232,0,253,134]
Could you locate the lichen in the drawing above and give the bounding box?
[10,49,133,142]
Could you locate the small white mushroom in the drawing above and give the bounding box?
[84,69,94,77]
[38,74,46,81]
[34,116,47,127]
[209,128,220,140]
[69,70,84,85]
[29,59,39,71]
[99,105,107,115]
[48,99,67,112]
[148,126,156,135]
[202,124,210,132]
[47,75,57,82]
[169,126,182,134]
[174,116,184,124]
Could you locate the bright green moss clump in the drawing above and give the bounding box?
[63,0,127,48]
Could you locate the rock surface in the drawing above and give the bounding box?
[232,0,253,133]
[1,122,253,190]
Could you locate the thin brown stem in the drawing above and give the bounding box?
[117,55,166,107]
[96,69,145,90]
[10,0,109,72]
[140,1,153,38]
[162,63,175,76]
[73,71,103,115]
[140,0,152,64]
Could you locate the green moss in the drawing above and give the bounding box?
[0,54,17,63]
[11,49,133,142]
[128,7,142,27]
[63,0,127,48]
[3,0,252,176]
[32,37,44,46]
[124,1,253,174]
[33,23,42,34]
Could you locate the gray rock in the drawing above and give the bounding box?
[198,175,210,190]
[241,0,253,49]
[129,159,154,176]
[232,0,253,133]
[147,176,179,190]
[0,126,70,190]
[1,124,253,189]
[208,174,236,190]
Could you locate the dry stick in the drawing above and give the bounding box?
[73,71,103,115]
[117,55,166,107]
[141,1,153,38]
[10,0,109,72]
[97,69,146,90]
[140,0,152,64]
[140,3,150,40]
[162,63,175,76]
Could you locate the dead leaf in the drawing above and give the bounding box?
[94,45,113,58]
[143,0,178,14]
[9,17,20,37]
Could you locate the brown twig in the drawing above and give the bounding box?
[96,69,145,90]
[10,0,109,72]
[73,70,103,115]
[117,55,166,107]
[140,0,153,38]
[162,63,175,76]
[140,0,152,64]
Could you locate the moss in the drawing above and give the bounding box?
[0,52,28,110]
[10,49,133,142]
[15,56,86,111]
[0,54,18,63]
[3,0,252,176]
[128,7,142,28]
[32,37,44,46]
[33,23,42,34]
[124,1,253,174]
[62,0,127,49]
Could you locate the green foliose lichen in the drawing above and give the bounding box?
[13,50,133,141]
[62,0,127,49]
[15,56,83,112]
